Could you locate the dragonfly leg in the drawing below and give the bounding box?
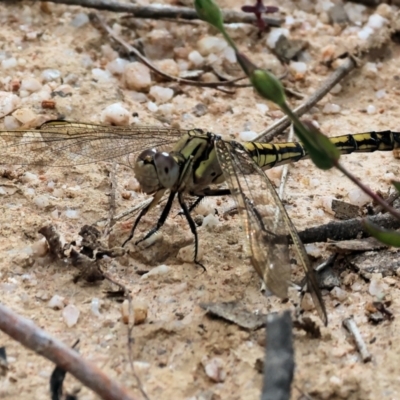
[134,190,176,246]
[122,205,151,247]
[177,192,206,272]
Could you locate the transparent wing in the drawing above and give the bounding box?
[215,138,327,325]
[0,121,185,168]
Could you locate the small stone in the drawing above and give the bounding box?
[31,238,48,257]
[193,103,208,117]
[330,286,348,301]
[48,295,65,310]
[20,77,42,93]
[12,108,37,124]
[347,188,370,207]
[322,103,341,114]
[266,28,289,49]
[202,357,226,382]
[106,58,130,75]
[366,13,388,30]
[363,62,378,78]
[328,4,349,24]
[4,115,20,130]
[188,50,204,66]
[330,84,342,94]
[239,131,258,142]
[21,172,39,184]
[200,72,219,83]
[62,304,80,327]
[375,89,386,99]
[358,27,373,41]
[300,292,314,311]
[64,209,80,219]
[369,275,388,298]
[41,69,61,82]
[0,92,20,118]
[91,68,112,82]
[222,46,236,63]
[154,59,180,77]
[147,101,158,112]
[124,62,152,92]
[140,264,170,280]
[197,36,227,56]
[149,85,174,104]
[1,57,17,69]
[70,12,89,28]
[158,103,174,116]
[33,195,49,208]
[125,177,140,191]
[177,244,204,263]
[256,103,269,114]
[366,104,376,115]
[290,61,307,75]
[195,199,215,216]
[101,103,130,126]
[91,298,101,317]
[202,213,219,229]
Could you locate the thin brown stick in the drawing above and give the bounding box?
[89,13,247,90]
[343,317,372,363]
[22,0,281,26]
[255,57,357,142]
[0,303,137,400]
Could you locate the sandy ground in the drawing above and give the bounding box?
[1,0,400,399]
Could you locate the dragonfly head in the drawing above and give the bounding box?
[134,149,180,194]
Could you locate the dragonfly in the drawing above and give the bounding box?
[1,121,399,325]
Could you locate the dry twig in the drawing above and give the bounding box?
[343,317,372,363]
[0,303,137,400]
[23,0,281,26]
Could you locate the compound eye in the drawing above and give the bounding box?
[137,148,157,162]
[154,152,179,189]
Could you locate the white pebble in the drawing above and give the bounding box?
[141,264,170,280]
[195,199,215,216]
[155,59,180,77]
[124,62,152,92]
[51,209,59,219]
[369,275,387,298]
[188,50,204,66]
[366,104,376,115]
[33,195,49,208]
[21,172,39,184]
[106,58,129,75]
[300,292,314,311]
[70,12,89,28]
[239,130,258,141]
[330,286,348,301]
[256,103,269,114]
[375,89,386,99]
[64,209,80,219]
[347,187,370,206]
[285,15,295,25]
[1,57,17,69]
[24,188,35,197]
[202,213,219,229]
[222,46,236,63]
[0,91,20,118]
[202,357,226,383]
[197,36,227,56]
[20,77,42,93]
[80,54,93,69]
[330,84,342,94]
[318,196,335,215]
[4,115,20,130]
[48,295,65,310]
[177,244,204,263]
[358,27,373,40]
[266,28,289,49]
[322,103,341,114]
[62,304,80,327]
[41,69,61,82]
[31,238,48,257]
[147,101,158,112]
[367,14,388,30]
[91,68,111,82]
[344,3,366,23]
[91,298,101,317]
[363,62,378,78]
[101,103,130,126]
[290,61,307,74]
[125,177,140,191]
[12,108,37,124]
[149,85,174,104]
[158,103,174,116]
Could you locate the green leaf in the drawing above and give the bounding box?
[391,180,400,193]
[194,0,224,31]
[363,219,400,247]
[293,121,340,170]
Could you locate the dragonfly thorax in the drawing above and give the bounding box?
[134,148,180,194]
